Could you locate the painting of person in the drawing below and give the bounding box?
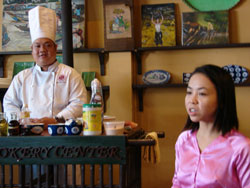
[151,14,164,46]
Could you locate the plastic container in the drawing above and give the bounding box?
[82,104,102,135]
[104,115,116,122]
[104,121,125,135]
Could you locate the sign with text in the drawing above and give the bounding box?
[0,136,126,165]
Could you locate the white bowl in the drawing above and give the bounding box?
[104,121,124,135]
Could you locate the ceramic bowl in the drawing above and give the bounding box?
[104,121,125,135]
[26,123,44,135]
[48,124,65,136]
[65,119,82,135]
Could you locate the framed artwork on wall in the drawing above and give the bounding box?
[141,3,176,48]
[2,0,85,51]
[182,11,229,46]
[103,0,134,51]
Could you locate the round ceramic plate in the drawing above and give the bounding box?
[142,70,171,85]
[182,0,240,11]
[222,64,248,84]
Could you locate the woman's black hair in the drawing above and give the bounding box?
[184,64,238,135]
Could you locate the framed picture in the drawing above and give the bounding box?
[141,3,176,48]
[103,0,134,51]
[13,62,35,78]
[2,0,85,51]
[182,11,229,46]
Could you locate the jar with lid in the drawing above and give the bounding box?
[8,112,20,136]
[0,112,8,136]
[82,104,102,135]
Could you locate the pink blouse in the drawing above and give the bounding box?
[172,130,250,188]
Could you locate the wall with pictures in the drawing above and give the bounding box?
[1,0,250,187]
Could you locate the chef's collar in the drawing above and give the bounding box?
[35,61,59,72]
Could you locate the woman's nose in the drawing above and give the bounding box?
[190,94,198,104]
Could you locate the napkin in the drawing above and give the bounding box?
[143,132,160,164]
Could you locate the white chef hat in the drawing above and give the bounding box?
[28,6,57,43]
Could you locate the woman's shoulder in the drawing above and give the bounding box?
[226,130,250,152]
[176,130,194,145]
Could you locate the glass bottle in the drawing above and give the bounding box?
[20,104,30,127]
[89,78,104,133]
[0,112,8,136]
[8,112,20,136]
[90,78,104,108]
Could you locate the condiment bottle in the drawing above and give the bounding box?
[89,78,104,132]
[0,112,8,136]
[20,104,30,127]
[90,78,104,108]
[8,112,20,136]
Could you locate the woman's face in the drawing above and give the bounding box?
[185,73,218,124]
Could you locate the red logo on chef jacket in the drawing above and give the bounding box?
[57,74,66,83]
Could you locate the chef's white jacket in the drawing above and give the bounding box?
[3,61,87,120]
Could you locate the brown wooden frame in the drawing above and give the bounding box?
[103,0,134,51]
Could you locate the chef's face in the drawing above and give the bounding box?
[31,38,57,71]
[185,73,218,124]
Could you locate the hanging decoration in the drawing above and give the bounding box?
[182,0,241,11]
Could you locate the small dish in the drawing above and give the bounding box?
[48,124,65,136]
[104,121,125,135]
[26,123,44,135]
[142,70,171,85]
[65,119,82,135]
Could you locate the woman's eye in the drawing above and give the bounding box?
[186,91,192,95]
[199,92,207,96]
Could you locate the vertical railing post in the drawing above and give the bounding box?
[61,0,74,67]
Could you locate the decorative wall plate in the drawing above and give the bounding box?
[182,0,240,11]
[183,73,191,84]
[222,64,248,84]
[142,70,171,85]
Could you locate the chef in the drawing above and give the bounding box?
[3,6,87,128]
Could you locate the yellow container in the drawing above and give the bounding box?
[82,104,102,135]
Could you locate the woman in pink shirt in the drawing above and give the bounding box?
[172,64,250,188]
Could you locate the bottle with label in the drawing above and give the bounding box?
[89,78,104,134]
[0,112,8,136]
[8,112,20,136]
[90,78,104,108]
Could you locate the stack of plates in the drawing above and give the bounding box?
[222,64,248,84]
